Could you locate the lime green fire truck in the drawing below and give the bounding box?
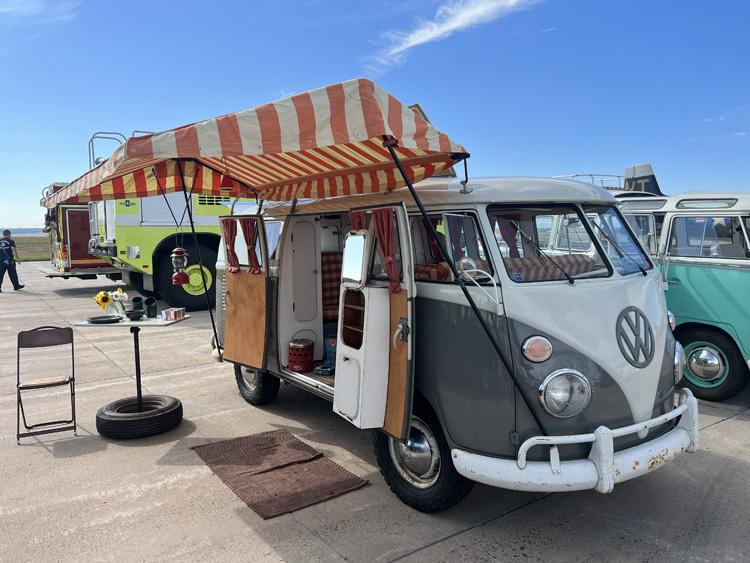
[88,192,240,310]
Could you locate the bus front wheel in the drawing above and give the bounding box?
[677,327,749,402]
[373,404,473,512]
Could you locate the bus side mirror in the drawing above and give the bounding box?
[341,231,369,289]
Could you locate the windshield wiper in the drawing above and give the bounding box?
[511,221,575,285]
[591,222,648,276]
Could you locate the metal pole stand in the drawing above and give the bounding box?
[130,326,143,412]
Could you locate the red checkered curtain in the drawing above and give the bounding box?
[372,209,400,293]
[238,217,261,274]
[350,210,367,231]
[221,218,240,273]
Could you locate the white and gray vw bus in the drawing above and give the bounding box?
[216,177,699,512]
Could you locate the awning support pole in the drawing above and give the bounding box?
[385,144,548,436]
[176,159,223,361]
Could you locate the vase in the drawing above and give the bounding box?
[104,302,125,316]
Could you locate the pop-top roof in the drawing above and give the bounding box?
[41,79,467,209]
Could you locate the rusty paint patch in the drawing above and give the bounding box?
[647,448,671,471]
[632,460,640,470]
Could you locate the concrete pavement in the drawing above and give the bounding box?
[1,262,748,562]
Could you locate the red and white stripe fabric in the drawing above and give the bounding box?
[41,78,467,208]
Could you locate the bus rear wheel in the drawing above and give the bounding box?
[677,328,749,402]
[156,244,217,311]
[234,365,280,406]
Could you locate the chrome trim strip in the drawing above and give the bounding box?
[666,256,750,271]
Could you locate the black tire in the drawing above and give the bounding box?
[677,327,749,402]
[156,242,218,311]
[96,395,183,439]
[373,404,473,512]
[234,364,280,406]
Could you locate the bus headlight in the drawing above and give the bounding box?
[667,311,676,331]
[538,370,592,418]
[674,341,686,384]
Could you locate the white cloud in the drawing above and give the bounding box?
[367,0,539,75]
[0,0,80,27]
[734,131,747,137]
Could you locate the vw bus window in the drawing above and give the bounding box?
[342,232,369,288]
[534,215,553,249]
[410,215,452,282]
[624,214,658,255]
[445,214,493,279]
[669,216,750,259]
[488,206,609,283]
[554,214,592,252]
[585,206,653,274]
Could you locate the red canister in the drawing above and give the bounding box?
[288,338,314,372]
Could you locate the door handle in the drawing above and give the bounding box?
[392,318,410,351]
[667,278,680,285]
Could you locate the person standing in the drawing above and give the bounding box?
[0,230,24,292]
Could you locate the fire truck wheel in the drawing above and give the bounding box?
[156,244,217,311]
[373,404,473,512]
[96,395,183,439]
[235,365,280,406]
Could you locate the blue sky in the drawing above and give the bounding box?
[0,0,748,228]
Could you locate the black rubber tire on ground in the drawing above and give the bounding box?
[373,403,473,513]
[96,395,183,439]
[677,327,749,402]
[155,243,218,311]
[234,364,281,406]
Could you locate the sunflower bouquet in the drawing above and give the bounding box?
[94,288,128,314]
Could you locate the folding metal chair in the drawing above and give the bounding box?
[17,326,77,444]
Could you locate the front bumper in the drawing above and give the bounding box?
[452,389,699,493]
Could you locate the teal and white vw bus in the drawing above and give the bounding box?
[619,192,750,401]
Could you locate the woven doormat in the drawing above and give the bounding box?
[192,429,367,519]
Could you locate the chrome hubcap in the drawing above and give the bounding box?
[687,347,724,381]
[388,417,440,489]
[241,367,261,390]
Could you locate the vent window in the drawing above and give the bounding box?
[197,195,231,206]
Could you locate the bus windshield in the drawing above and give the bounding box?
[584,205,653,275]
[488,205,610,283]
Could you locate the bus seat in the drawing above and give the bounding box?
[415,262,451,281]
[504,254,596,282]
[321,251,343,321]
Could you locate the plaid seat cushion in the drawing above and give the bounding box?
[321,251,343,321]
[415,262,451,281]
[504,254,596,282]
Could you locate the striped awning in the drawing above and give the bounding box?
[41,78,467,208]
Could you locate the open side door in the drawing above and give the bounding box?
[333,204,415,440]
[223,215,271,370]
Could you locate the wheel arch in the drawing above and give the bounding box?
[674,321,744,357]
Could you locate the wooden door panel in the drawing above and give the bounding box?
[383,290,410,438]
[223,272,267,368]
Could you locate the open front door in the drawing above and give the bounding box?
[333,205,415,440]
[222,215,271,370]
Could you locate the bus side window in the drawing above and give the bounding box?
[669,216,749,259]
[444,214,493,277]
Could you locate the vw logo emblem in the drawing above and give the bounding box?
[616,306,655,368]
